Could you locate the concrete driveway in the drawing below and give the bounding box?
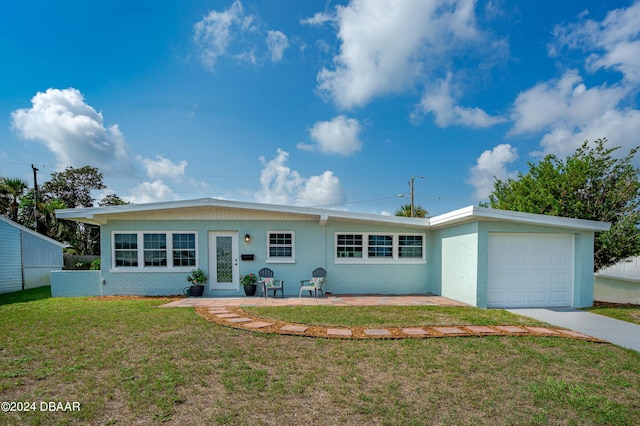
[508,308,640,352]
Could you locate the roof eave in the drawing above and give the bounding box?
[429,206,611,232]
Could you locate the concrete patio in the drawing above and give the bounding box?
[160,294,471,308]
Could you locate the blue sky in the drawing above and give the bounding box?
[1,0,639,216]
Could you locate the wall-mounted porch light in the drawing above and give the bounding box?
[245,234,251,243]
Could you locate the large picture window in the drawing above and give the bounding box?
[267,232,295,262]
[112,232,197,270]
[335,233,425,263]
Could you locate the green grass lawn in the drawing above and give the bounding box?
[1,287,639,425]
[584,304,640,325]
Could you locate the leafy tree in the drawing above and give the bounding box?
[41,166,107,255]
[43,166,106,208]
[99,193,129,206]
[487,138,640,271]
[395,203,428,218]
[0,177,29,222]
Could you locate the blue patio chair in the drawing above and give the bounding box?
[299,267,327,298]
[259,267,284,298]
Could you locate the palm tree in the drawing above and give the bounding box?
[0,177,29,221]
[395,203,428,218]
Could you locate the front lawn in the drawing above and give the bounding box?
[584,303,640,325]
[1,288,639,425]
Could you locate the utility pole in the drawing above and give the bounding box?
[31,164,38,231]
[408,176,425,217]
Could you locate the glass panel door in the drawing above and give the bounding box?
[208,232,239,290]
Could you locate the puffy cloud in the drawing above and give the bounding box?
[316,0,485,109]
[141,155,188,179]
[550,1,640,83]
[124,180,181,204]
[255,149,345,207]
[11,87,133,172]
[297,115,362,156]
[193,1,289,70]
[193,0,256,71]
[266,30,288,62]
[467,144,518,201]
[508,1,640,159]
[414,73,505,128]
[509,70,632,157]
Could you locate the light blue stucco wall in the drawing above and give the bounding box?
[431,222,480,306]
[98,218,429,297]
[51,270,102,297]
[323,221,428,295]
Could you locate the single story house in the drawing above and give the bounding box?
[0,216,64,294]
[594,257,640,305]
[54,198,610,308]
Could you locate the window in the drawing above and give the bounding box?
[114,233,138,267]
[267,232,294,262]
[368,235,393,258]
[144,233,167,267]
[399,235,423,258]
[112,232,197,270]
[335,233,425,263]
[336,234,363,258]
[173,233,196,267]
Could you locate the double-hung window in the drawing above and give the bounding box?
[335,233,425,263]
[112,232,197,270]
[267,232,294,263]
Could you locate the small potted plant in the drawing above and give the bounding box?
[240,273,258,296]
[185,268,208,297]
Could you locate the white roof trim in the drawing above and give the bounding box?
[55,198,429,227]
[429,205,610,232]
[0,216,66,247]
[55,198,610,232]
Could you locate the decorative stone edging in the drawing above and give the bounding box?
[195,306,605,342]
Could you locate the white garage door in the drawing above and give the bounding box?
[488,234,574,308]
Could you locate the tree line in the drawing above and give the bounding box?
[0,165,127,255]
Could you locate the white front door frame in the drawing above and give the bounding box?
[208,231,239,290]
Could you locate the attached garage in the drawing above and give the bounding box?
[488,233,574,308]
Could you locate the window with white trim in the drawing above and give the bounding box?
[267,232,294,262]
[112,232,197,269]
[335,233,425,263]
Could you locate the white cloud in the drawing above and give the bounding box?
[11,87,133,172]
[123,180,181,204]
[193,0,256,71]
[414,73,505,128]
[266,30,289,62]
[297,115,363,156]
[255,149,345,207]
[551,1,640,83]
[467,144,518,201]
[509,70,632,157]
[316,0,485,109]
[141,155,188,180]
[300,12,333,26]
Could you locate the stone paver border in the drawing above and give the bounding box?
[194,306,605,342]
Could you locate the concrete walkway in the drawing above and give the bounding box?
[508,308,640,352]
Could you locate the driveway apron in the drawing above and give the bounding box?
[508,308,640,352]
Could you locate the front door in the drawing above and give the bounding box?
[208,232,239,290]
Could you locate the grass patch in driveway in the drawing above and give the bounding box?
[1,288,639,425]
[584,303,640,325]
